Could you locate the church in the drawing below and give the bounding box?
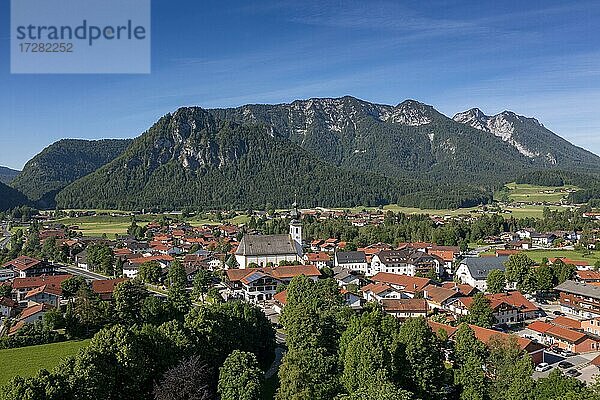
[235,204,303,269]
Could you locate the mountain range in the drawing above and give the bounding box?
[4,96,600,211]
[0,166,20,185]
[11,138,133,208]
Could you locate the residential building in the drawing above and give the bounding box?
[369,272,432,298]
[3,256,56,278]
[0,296,18,318]
[455,256,508,291]
[528,320,600,353]
[381,298,428,320]
[555,280,600,318]
[334,251,368,274]
[486,291,539,322]
[92,278,127,301]
[369,249,443,277]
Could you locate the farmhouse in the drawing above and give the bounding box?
[455,256,508,291]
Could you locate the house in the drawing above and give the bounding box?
[369,272,432,298]
[361,283,404,302]
[224,265,320,303]
[555,280,600,318]
[3,256,56,278]
[530,233,557,248]
[423,285,460,311]
[11,274,72,304]
[75,250,89,270]
[0,268,15,282]
[582,318,600,336]
[369,249,443,277]
[551,258,591,271]
[0,296,18,318]
[333,269,362,289]
[486,291,539,322]
[24,284,62,307]
[576,270,600,283]
[17,302,53,324]
[446,297,474,317]
[441,282,478,296]
[334,251,368,274]
[429,321,545,364]
[304,252,331,269]
[381,298,428,320]
[455,256,508,291]
[528,320,600,353]
[92,278,127,301]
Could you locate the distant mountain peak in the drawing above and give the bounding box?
[379,99,434,126]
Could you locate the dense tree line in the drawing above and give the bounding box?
[0,279,275,400]
[277,276,600,400]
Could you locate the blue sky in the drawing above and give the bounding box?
[1,0,600,169]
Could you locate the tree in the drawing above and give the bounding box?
[218,350,262,400]
[534,264,555,293]
[504,254,535,291]
[87,243,115,275]
[396,317,447,400]
[466,293,496,329]
[552,260,576,284]
[114,279,148,324]
[167,260,187,288]
[61,276,88,299]
[0,283,12,298]
[453,324,488,400]
[533,369,585,400]
[138,261,162,284]
[487,336,534,400]
[168,284,191,320]
[486,270,506,294]
[341,327,394,395]
[276,347,340,400]
[192,270,213,301]
[153,355,216,400]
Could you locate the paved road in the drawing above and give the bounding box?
[0,223,11,250]
[57,265,109,280]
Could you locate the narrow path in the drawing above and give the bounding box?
[265,346,285,379]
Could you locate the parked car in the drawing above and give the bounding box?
[553,311,564,316]
[558,361,574,369]
[560,350,576,357]
[535,363,551,372]
[565,369,581,377]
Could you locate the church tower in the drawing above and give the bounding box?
[289,201,303,257]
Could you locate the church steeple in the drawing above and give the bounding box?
[289,199,302,256]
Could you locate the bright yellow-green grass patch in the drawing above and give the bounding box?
[0,339,90,386]
[523,249,600,264]
[502,182,578,203]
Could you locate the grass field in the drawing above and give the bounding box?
[523,249,600,264]
[502,182,578,203]
[0,339,90,386]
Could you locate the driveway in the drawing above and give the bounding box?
[533,350,600,383]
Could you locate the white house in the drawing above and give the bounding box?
[455,256,508,292]
[334,251,368,274]
[369,249,443,277]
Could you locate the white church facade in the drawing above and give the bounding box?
[235,204,303,269]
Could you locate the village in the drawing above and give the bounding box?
[3,202,600,389]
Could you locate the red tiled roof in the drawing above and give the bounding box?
[274,290,287,305]
[382,298,427,312]
[2,256,42,271]
[225,265,321,283]
[362,282,395,295]
[577,270,600,281]
[0,296,18,308]
[305,252,331,262]
[549,258,590,267]
[528,320,553,333]
[552,316,582,330]
[546,325,587,343]
[92,278,127,294]
[370,273,431,293]
[19,303,53,320]
[12,274,72,290]
[24,284,61,299]
[441,282,478,296]
[485,291,538,313]
[425,285,458,304]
